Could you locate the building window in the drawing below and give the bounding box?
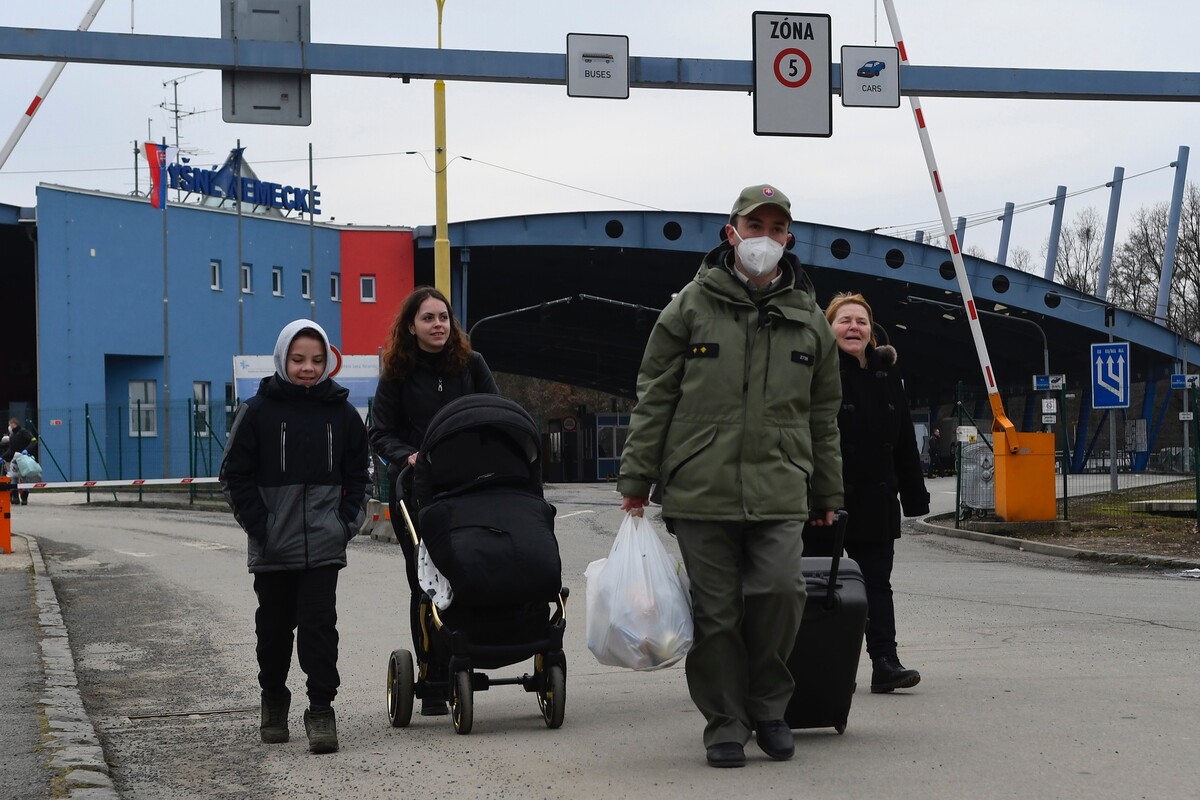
[128,380,158,437]
[360,275,376,303]
[330,273,340,302]
[193,381,211,438]
[210,260,222,291]
[240,263,252,294]
[225,382,237,431]
[272,267,283,296]
[301,270,312,299]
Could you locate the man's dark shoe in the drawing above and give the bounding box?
[304,707,339,754]
[259,692,290,744]
[705,742,746,768]
[754,720,795,761]
[871,656,921,693]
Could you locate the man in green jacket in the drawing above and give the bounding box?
[618,183,843,768]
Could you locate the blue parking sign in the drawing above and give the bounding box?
[1091,342,1130,409]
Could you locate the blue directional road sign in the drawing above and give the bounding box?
[1091,342,1130,409]
[1170,373,1200,390]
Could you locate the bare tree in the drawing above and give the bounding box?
[1171,184,1200,339]
[1108,185,1200,338]
[1008,245,1033,274]
[1053,207,1105,295]
[1110,202,1168,321]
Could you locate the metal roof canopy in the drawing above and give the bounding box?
[414,211,1200,400]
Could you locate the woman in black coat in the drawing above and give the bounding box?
[368,286,498,715]
[806,293,930,693]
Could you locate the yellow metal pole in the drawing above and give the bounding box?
[433,0,451,295]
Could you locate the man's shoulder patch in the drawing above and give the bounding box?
[791,351,814,365]
[687,343,720,358]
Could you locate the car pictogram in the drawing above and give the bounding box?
[856,60,886,78]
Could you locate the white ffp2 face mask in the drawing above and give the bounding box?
[731,229,785,277]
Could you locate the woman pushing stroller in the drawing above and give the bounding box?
[369,286,498,715]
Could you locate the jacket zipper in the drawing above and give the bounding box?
[280,422,287,472]
[327,423,333,472]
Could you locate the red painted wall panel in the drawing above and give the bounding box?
[339,229,414,355]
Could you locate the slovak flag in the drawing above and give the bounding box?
[144,142,179,209]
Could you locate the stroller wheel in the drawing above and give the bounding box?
[450,670,474,735]
[538,664,566,729]
[387,649,415,728]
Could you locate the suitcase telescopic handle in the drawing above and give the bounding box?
[825,509,849,610]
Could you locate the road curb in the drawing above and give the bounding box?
[912,516,1200,570]
[21,534,120,799]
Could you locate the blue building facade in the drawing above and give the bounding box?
[35,185,345,481]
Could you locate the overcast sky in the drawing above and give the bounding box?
[1,0,1198,263]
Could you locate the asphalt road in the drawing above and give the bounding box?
[8,482,1200,799]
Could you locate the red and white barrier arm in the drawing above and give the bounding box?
[881,0,1019,453]
[0,0,109,170]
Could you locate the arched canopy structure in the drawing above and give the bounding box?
[415,210,1196,406]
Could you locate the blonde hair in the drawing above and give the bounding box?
[824,292,877,347]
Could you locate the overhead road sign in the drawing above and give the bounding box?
[566,34,629,99]
[1091,342,1130,409]
[840,45,899,108]
[221,0,311,126]
[752,12,831,137]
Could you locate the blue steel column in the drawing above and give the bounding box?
[1096,166,1124,301]
[914,230,924,244]
[996,201,1014,265]
[1155,146,1190,326]
[1043,185,1067,282]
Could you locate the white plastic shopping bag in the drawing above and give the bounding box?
[585,513,693,671]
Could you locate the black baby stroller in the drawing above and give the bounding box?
[385,394,568,735]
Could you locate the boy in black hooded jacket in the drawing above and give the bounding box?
[220,319,370,754]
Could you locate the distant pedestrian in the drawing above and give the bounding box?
[806,293,929,693]
[3,418,34,505]
[220,320,370,754]
[926,427,943,478]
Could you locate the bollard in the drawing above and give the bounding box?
[0,477,10,554]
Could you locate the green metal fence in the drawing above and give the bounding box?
[944,380,1200,530]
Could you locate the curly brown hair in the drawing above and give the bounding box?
[380,286,473,379]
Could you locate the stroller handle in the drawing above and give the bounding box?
[398,498,419,548]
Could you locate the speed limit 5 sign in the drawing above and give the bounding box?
[752,11,831,137]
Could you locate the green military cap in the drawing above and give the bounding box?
[730,184,792,220]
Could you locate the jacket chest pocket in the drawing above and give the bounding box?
[279,420,337,476]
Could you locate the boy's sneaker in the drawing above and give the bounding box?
[260,693,290,744]
[304,707,339,754]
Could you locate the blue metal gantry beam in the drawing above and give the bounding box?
[1,26,1200,101]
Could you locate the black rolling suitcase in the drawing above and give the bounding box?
[784,511,868,733]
